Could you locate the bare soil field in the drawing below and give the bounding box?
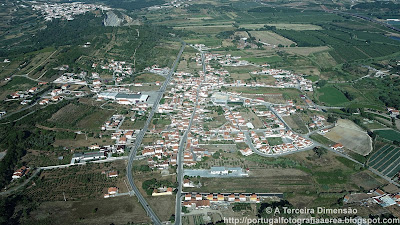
[325,119,373,156]
[249,31,294,46]
[284,46,330,56]
[28,196,150,225]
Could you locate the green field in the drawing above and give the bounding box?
[243,56,282,64]
[374,129,400,142]
[368,145,400,178]
[317,86,349,106]
[267,137,283,146]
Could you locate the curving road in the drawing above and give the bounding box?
[125,42,186,225]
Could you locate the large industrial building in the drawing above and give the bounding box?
[98,92,149,105]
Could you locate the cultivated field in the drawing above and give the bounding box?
[249,31,294,46]
[240,23,323,30]
[46,103,114,131]
[325,119,372,156]
[317,86,349,106]
[132,73,165,83]
[368,145,400,178]
[174,24,234,34]
[25,161,128,201]
[374,129,400,142]
[284,46,330,56]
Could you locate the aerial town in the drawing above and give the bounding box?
[1,0,400,224]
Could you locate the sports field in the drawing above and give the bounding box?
[368,145,400,178]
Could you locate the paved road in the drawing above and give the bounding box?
[175,51,205,225]
[125,42,186,225]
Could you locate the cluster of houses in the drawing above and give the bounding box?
[272,101,303,116]
[183,192,261,209]
[223,110,254,130]
[101,114,124,131]
[53,72,87,85]
[148,0,189,10]
[308,115,326,129]
[144,64,170,76]
[97,60,133,83]
[7,80,76,106]
[387,107,400,117]
[32,2,110,21]
[40,83,84,105]
[250,69,313,91]
[249,130,313,155]
[371,189,400,207]
[253,108,285,129]
[12,166,30,180]
[9,83,43,102]
[344,189,400,208]
[112,130,135,146]
[138,47,318,165]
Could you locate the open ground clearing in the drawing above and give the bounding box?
[28,196,150,225]
[282,114,308,134]
[325,119,372,156]
[249,31,294,46]
[284,46,330,56]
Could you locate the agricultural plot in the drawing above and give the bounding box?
[25,162,128,201]
[174,25,234,34]
[368,145,400,178]
[240,23,322,30]
[249,31,295,46]
[132,73,165,83]
[243,56,282,64]
[325,119,373,156]
[317,86,349,106]
[28,196,151,225]
[374,129,400,142]
[46,103,113,131]
[285,46,330,56]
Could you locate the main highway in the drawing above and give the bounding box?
[125,41,186,225]
[174,51,206,225]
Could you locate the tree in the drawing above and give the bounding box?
[317,80,327,87]
[313,147,327,158]
[327,115,337,123]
